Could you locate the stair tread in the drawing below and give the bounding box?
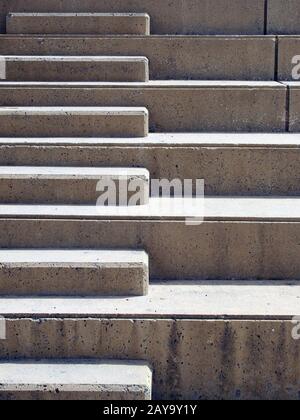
[0,281,298,319]
[0,132,299,147]
[0,197,298,221]
[0,359,152,388]
[0,80,283,88]
[0,249,148,265]
[0,166,149,178]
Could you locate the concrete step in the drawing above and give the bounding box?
[0,360,152,400]
[0,197,299,280]
[0,166,150,205]
[2,56,149,82]
[0,107,149,137]
[0,281,298,399]
[0,133,299,196]
[283,82,300,132]
[0,36,276,81]
[0,82,286,132]
[0,249,149,296]
[6,13,150,35]
[0,0,265,35]
[267,0,300,34]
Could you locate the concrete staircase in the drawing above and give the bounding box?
[0,0,300,400]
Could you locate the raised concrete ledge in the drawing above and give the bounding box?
[2,56,149,82]
[0,133,299,147]
[0,0,265,35]
[0,249,149,297]
[0,281,299,320]
[0,197,299,222]
[6,13,151,36]
[0,360,152,400]
[0,35,275,80]
[0,83,285,132]
[0,166,150,205]
[0,80,284,88]
[0,106,149,138]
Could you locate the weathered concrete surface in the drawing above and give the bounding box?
[0,0,265,35]
[0,36,276,81]
[2,56,149,82]
[0,82,287,132]
[278,37,300,80]
[283,82,300,131]
[6,13,150,36]
[0,133,300,196]
[0,166,149,205]
[268,0,300,34]
[0,215,299,280]
[0,249,149,296]
[0,360,152,400]
[0,317,299,400]
[0,107,149,137]
[0,281,299,319]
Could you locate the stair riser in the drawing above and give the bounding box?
[0,265,148,296]
[0,177,149,205]
[267,0,300,34]
[0,112,148,137]
[3,59,149,82]
[286,85,300,131]
[0,145,299,196]
[0,389,149,400]
[6,14,150,35]
[0,318,298,400]
[0,37,275,81]
[0,86,286,132]
[0,0,264,35]
[278,37,300,80]
[0,219,299,280]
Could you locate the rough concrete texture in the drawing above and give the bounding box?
[0,133,300,196]
[0,216,299,280]
[0,106,149,137]
[283,82,300,131]
[0,249,149,296]
[0,317,299,400]
[268,0,300,34]
[0,360,152,400]
[0,36,276,81]
[0,166,150,205]
[3,56,149,82]
[278,37,300,80]
[0,0,265,35]
[0,281,299,318]
[6,13,150,36]
[0,82,287,132]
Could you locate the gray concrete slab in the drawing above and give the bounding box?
[268,0,300,34]
[0,249,149,296]
[0,166,149,205]
[0,1,265,35]
[0,206,299,280]
[0,133,299,196]
[0,36,276,80]
[2,56,149,82]
[0,317,298,400]
[0,82,286,132]
[0,360,152,400]
[0,106,149,137]
[0,281,298,319]
[6,13,150,35]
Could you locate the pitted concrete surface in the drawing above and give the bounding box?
[6,13,150,35]
[0,360,152,400]
[0,249,149,296]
